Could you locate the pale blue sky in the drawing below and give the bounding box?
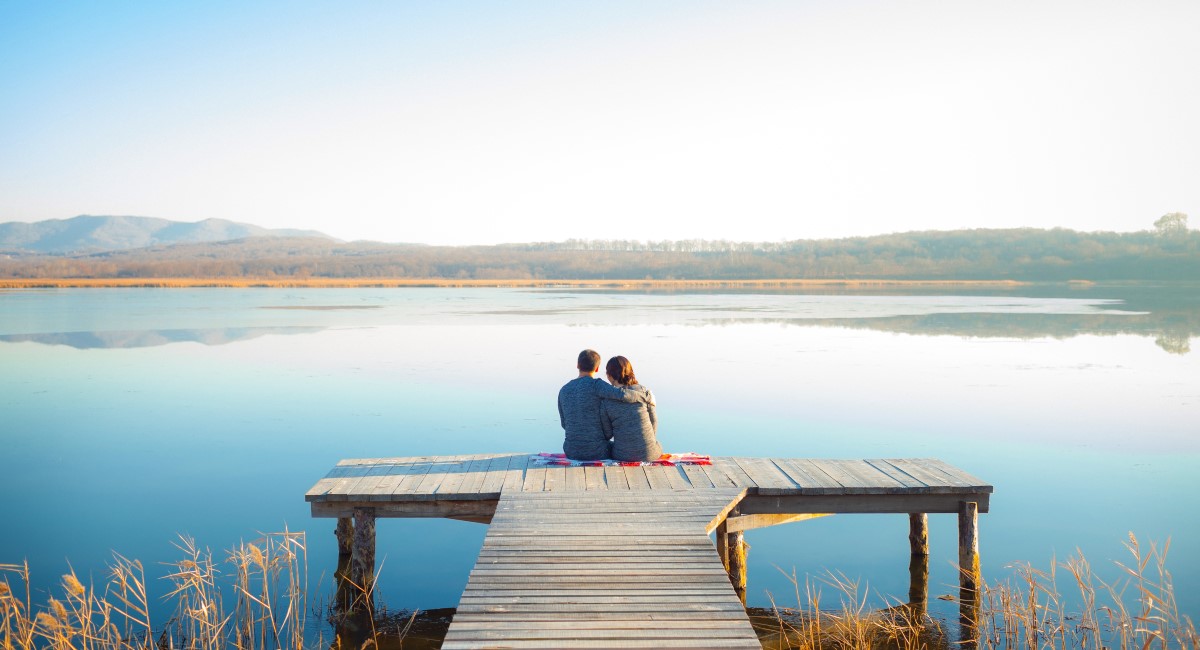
[2,1,1197,244]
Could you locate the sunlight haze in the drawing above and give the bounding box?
[2,1,1197,245]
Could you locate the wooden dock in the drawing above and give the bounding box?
[306,454,993,649]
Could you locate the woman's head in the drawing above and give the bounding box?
[605,355,638,386]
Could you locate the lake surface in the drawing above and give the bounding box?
[1,284,1197,633]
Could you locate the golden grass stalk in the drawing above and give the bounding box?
[762,567,948,649]
[1,530,321,650]
[767,534,1197,650]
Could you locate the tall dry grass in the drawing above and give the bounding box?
[763,534,1198,650]
[978,533,1197,649]
[1,530,316,650]
[761,569,949,650]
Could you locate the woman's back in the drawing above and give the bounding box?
[601,384,662,462]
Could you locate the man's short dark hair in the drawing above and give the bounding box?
[577,349,601,372]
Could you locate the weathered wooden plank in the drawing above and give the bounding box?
[732,457,795,492]
[623,465,652,490]
[456,597,739,606]
[864,458,930,489]
[450,610,753,621]
[444,633,754,644]
[433,454,484,496]
[446,623,753,633]
[502,454,531,492]
[365,459,419,499]
[458,454,498,495]
[680,463,715,488]
[466,566,730,575]
[922,457,993,490]
[828,459,909,493]
[543,465,567,492]
[335,461,398,500]
[465,580,731,589]
[478,454,516,496]
[699,462,741,488]
[660,464,693,489]
[642,464,673,490]
[583,465,606,490]
[466,576,737,585]
[770,458,841,492]
[882,458,972,491]
[446,638,753,647]
[711,458,758,490]
[522,465,548,492]
[306,463,378,500]
[602,464,630,490]
[454,602,751,614]
[388,457,438,496]
[472,554,718,563]
[563,466,586,491]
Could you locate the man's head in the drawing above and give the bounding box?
[577,349,601,374]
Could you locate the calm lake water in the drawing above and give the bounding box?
[2,285,1198,631]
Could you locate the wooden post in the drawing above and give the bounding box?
[715,519,730,573]
[728,530,747,605]
[958,501,980,644]
[908,513,929,557]
[908,513,929,612]
[335,517,354,557]
[350,507,377,592]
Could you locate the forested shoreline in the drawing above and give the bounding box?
[2,225,1197,281]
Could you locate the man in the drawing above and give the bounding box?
[558,349,638,460]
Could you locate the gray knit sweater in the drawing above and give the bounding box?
[601,384,661,462]
[558,377,638,460]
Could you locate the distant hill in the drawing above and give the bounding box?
[0,215,334,253]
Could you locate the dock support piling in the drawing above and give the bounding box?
[335,517,354,557]
[908,513,929,611]
[958,501,981,644]
[728,530,747,604]
[350,507,377,593]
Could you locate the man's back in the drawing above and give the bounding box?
[558,376,615,460]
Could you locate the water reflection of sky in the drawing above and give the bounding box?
[0,287,1196,628]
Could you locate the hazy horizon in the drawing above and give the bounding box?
[3,1,1197,245]
[3,212,1191,249]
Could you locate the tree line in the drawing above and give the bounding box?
[2,219,1197,282]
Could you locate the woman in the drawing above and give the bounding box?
[600,356,663,462]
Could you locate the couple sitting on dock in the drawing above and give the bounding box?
[557,349,663,463]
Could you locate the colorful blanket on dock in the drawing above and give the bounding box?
[531,452,712,467]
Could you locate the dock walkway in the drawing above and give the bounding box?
[306,454,992,649]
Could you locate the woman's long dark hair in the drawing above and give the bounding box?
[606,356,638,386]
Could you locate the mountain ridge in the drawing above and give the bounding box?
[0,215,334,254]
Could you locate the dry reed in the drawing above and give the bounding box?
[764,534,1197,650]
[760,568,949,650]
[1,530,322,650]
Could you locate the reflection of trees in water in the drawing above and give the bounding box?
[1155,332,1191,355]
[0,326,325,349]
[694,310,1198,355]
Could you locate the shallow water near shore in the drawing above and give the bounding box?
[1,284,1197,636]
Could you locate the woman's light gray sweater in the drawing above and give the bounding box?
[601,384,661,462]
